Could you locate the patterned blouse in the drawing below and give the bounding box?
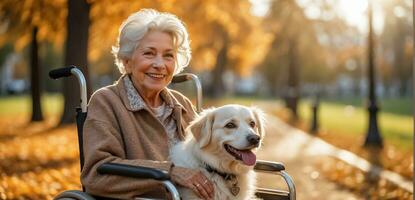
[124,75,178,147]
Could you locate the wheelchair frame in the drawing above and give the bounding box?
[50,66,296,200]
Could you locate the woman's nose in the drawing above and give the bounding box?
[152,56,165,68]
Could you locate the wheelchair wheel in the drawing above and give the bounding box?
[54,190,95,200]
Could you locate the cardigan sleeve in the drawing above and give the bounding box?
[80,88,172,199]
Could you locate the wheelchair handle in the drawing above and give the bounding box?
[255,160,296,200]
[171,73,190,83]
[49,66,76,79]
[49,66,87,113]
[171,73,202,113]
[255,160,285,172]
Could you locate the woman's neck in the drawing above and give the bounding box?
[140,90,162,108]
[130,76,163,108]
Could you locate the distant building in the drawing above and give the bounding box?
[0,53,28,95]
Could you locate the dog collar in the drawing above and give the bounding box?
[204,164,236,181]
[204,163,240,196]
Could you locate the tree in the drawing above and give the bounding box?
[60,0,91,124]
[30,26,43,121]
[380,0,413,97]
[0,0,65,122]
[174,0,271,97]
[261,0,362,118]
[262,0,319,119]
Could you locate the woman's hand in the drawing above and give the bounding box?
[170,166,214,200]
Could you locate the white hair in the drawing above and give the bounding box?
[112,9,191,75]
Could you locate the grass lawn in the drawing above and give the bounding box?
[299,98,413,151]
[323,97,412,116]
[0,94,63,117]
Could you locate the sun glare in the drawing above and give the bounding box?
[250,0,271,17]
[298,0,371,32]
[251,0,385,33]
[338,0,368,27]
[338,0,385,34]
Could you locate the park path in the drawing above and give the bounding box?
[256,111,362,200]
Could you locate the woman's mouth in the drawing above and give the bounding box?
[146,73,165,79]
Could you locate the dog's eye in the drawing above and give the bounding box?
[249,121,256,128]
[225,122,237,129]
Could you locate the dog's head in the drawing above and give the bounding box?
[188,104,265,170]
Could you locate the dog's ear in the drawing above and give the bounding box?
[189,109,215,148]
[251,107,266,139]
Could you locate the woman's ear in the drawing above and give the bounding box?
[189,108,215,148]
[123,59,131,74]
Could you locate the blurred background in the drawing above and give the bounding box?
[0,0,412,199]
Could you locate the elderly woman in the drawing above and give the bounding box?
[81,9,214,199]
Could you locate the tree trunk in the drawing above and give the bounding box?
[210,41,228,97]
[394,33,406,97]
[60,0,91,124]
[30,26,43,121]
[285,39,300,121]
[209,26,229,98]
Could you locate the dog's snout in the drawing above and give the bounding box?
[247,134,260,146]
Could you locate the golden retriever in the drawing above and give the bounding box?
[170,104,265,200]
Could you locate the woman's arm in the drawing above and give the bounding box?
[80,88,172,199]
[81,118,172,199]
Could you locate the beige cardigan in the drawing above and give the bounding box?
[80,75,197,199]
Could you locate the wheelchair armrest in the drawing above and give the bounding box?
[97,163,170,180]
[254,160,285,172]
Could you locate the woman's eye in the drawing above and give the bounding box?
[225,122,237,129]
[164,53,175,59]
[249,121,256,128]
[144,51,154,56]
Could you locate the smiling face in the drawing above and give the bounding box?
[212,106,263,166]
[190,105,265,168]
[124,30,176,97]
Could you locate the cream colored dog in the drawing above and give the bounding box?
[170,104,265,200]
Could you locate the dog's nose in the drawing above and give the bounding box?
[247,134,260,146]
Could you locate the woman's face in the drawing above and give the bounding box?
[124,30,176,95]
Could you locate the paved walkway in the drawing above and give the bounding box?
[256,113,362,200]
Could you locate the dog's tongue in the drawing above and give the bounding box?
[240,150,256,166]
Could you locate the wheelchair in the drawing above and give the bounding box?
[49,66,296,200]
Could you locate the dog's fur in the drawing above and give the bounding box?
[170,104,265,200]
